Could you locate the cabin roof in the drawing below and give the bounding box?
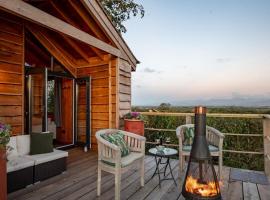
[94,0,140,65]
[0,0,138,71]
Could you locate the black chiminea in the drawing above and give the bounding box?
[182,106,221,200]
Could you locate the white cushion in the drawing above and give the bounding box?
[16,135,30,156]
[26,149,68,165]
[121,152,144,167]
[6,137,18,161]
[7,156,34,173]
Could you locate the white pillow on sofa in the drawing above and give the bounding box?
[16,135,30,156]
[6,137,18,161]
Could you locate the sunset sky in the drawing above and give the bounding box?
[122,0,270,106]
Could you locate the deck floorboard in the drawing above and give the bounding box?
[8,148,270,200]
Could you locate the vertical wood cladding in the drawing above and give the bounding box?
[0,13,24,135]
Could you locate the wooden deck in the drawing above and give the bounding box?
[8,148,270,200]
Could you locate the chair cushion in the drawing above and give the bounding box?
[6,137,18,161]
[183,145,219,152]
[183,127,194,146]
[7,156,34,173]
[26,149,68,165]
[30,132,53,155]
[101,132,130,157]
[102,152,144,167]
[17,135,30,156]
[121,152,144,167]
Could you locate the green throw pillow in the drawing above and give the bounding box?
[183,127,194,146]
[30,132,53,155]
[101,131,130,157]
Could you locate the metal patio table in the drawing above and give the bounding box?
[148,147,178,186]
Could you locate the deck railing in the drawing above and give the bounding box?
[140,112,270,176]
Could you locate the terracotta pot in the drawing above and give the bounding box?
[0,148,7,200]
[124,119,144,136]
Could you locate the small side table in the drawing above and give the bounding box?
[148,147,178,186]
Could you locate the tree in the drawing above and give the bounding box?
[99,0,145,33]
[158,103,171,111]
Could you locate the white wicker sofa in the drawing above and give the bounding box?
[7,135,68,193]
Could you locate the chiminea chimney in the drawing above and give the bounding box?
[182,106,221,200]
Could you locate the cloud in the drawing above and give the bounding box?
[216,57,231,64]
[181,65,188,69]
[142,67,162,74]
[144,67,156,73]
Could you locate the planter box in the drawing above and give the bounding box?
[124,119,144,136]
[0,148,7,200]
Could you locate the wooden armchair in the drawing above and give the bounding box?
[96,129,146,200]
[176,124,224,178]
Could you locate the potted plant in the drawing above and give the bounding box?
[0,123,11,200]
[124,112,145,136]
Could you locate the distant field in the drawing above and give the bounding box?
[132,105,270,114]
[132,106,268,171]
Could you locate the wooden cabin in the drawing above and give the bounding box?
[0,0,138,150]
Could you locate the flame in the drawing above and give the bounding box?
[185,176,220,197]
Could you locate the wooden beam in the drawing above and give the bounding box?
[26,37,50,61]
[61,36,89,62]
[49,0,78,28]
[81,0,138,69]
[26,25,77,77]
[76,60,109,68]
[45,34,79,65]
[0,0,121,57]
[49,0,104,60]
[68,0,107,42]
[25,38,50,65]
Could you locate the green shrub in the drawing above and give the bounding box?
[136,106,265,171]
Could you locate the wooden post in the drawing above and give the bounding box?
[185,115,192,124]
[263,117,270,176]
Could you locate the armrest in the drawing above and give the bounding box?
[96,134,120,151]
[122,131,145,153]
[123,131,146,141]
[206,127,224,149]
[207,127,225,139]
[96,134,121,165]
